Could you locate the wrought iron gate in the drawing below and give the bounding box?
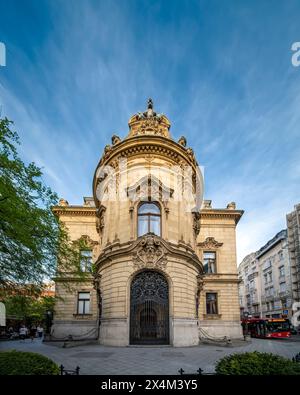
[130,271,169,345]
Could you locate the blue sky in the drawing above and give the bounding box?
[0,0,300,262]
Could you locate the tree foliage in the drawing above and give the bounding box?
[215,351,300,375]
[0,117,84,295]
[0,351,59,375]
[4,294,56,323]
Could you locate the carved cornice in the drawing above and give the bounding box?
[52,206,97,217]
[92,135,201,206]
[99,139,197,167]
[202,275,240,284]
[95,233,203,272]
[197,237,223,250]
[200,209,244,225]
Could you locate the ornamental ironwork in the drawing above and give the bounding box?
[130,270,169,345]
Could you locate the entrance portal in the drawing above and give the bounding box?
[130,270,169,345]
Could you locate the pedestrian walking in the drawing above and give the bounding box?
[30,324,37,341]
[19,325,27,341]
[37,324,44,339]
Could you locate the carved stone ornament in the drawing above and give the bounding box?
[196,274,204,295]
[111,135,121,145]
[126,175,174,204]
[129,99,170,139]
[132,234,167,270]
[58,198,69,206]
[197,237,223,250]
[96,205,106,234]
[77,234,99,248]
[192,212,200,236]
[178,136,187,147]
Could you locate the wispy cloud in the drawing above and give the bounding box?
[0,0,300,263]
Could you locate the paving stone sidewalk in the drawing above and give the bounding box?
[0,337,299,375]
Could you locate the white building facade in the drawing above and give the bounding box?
[238,230,293,319]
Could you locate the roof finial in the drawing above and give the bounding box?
[145,98,155,117]
[147,98,153,110]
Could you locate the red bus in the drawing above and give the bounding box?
[241,318,291,339]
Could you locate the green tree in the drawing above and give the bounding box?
[4,294,56,323]
[0,117,84,296]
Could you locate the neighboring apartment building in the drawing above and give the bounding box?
[238,230,293,319]
[238,252,260,318]
[287,203,300,303]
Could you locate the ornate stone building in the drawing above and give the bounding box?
[52,100,244,346]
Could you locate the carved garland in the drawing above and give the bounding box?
[96,205,106,235]
[192,212,200,237]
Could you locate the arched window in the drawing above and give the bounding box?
[138,202,161,237]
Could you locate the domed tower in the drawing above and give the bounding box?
[92,99,204,346]
[52,99,243,346]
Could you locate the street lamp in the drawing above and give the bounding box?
[45,310,53,335]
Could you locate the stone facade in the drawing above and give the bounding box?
[238,230,294,319]
[52,100,244,346]
[287,203,300,303]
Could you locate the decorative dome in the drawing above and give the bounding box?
[127,98,171,139]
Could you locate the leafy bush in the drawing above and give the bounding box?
[215,351,300,375]
[0,350,59,375]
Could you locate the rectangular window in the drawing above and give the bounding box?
[279,266,285,277]
[263,259,272,270]
[203,252,216,274]
[77,292,90,314]
[246,295,251,306]
[268,272,272,283]
[80,250,92,272]
[269,286,274,296]
[138,216,148,236]
[280,282,286,293]
[150,216,160,235]
[264,274,268,284]
[281,299,287,308]
[206,293,218,314]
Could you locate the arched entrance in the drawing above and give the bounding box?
[130,270,169,345]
